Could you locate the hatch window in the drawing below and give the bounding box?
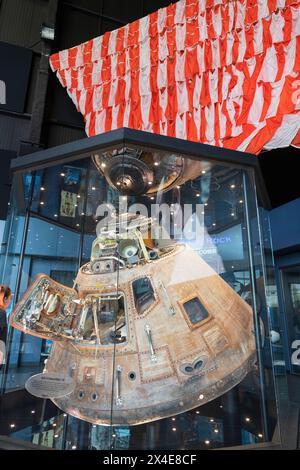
[132,277,155,314]
[183,297,209,325]
[80,294,127,345]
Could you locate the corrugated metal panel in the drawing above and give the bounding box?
[0,114,30,151]
[0,0,48,49]
[57,3,100,50]
[46,122,85,147]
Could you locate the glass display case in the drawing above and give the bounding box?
[0,129,287,450]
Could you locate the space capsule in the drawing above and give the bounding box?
[10,212,256,426]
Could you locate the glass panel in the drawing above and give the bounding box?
[0,142,286,450]
[132,278,155,315]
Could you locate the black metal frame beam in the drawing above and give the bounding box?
[11,127,271,209]
[63,1,127,26]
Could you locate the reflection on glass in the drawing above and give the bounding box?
[0,145,286,449]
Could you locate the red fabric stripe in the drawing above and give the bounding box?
[260,83,273,122]
[274,43,285,81]
[88,112,96,137]
[68,47,77,68]
[128,20,142,130]
[245,25,255,60]
[214,102,221,147]
[236,54,265,126]
[206,9,215,40]
[116,27,127,128]
[166,6,178,135]
[200,106,207,142]
[245,0,258,24]
[221,4,230,38]
[267,0,277,15]
[283,6,293,43]
[149,11,161,133]
[221,101,233,139]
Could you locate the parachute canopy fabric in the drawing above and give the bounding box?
[50,0,300,155]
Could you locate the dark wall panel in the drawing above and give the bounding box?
[65,0,104,12]
[0,115,30,152]
[102,0,142,23]
[46,123,86,148]
[0,42,33,113]
[56,3,101,50]
[0,0,48,48]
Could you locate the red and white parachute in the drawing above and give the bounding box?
[50,0,300,154]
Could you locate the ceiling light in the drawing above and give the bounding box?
[40,187,45,191]
[60,173,65,177]
[172,427,177,432]
[205,440,210,445]
[245,417,250,422]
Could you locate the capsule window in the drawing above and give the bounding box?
[132,277,155,314]
[183,297,209,325]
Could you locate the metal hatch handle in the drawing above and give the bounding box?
[116,365,123,406]
[145,324,157,363]
[158,280,176,315]
[92,298,101,345]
